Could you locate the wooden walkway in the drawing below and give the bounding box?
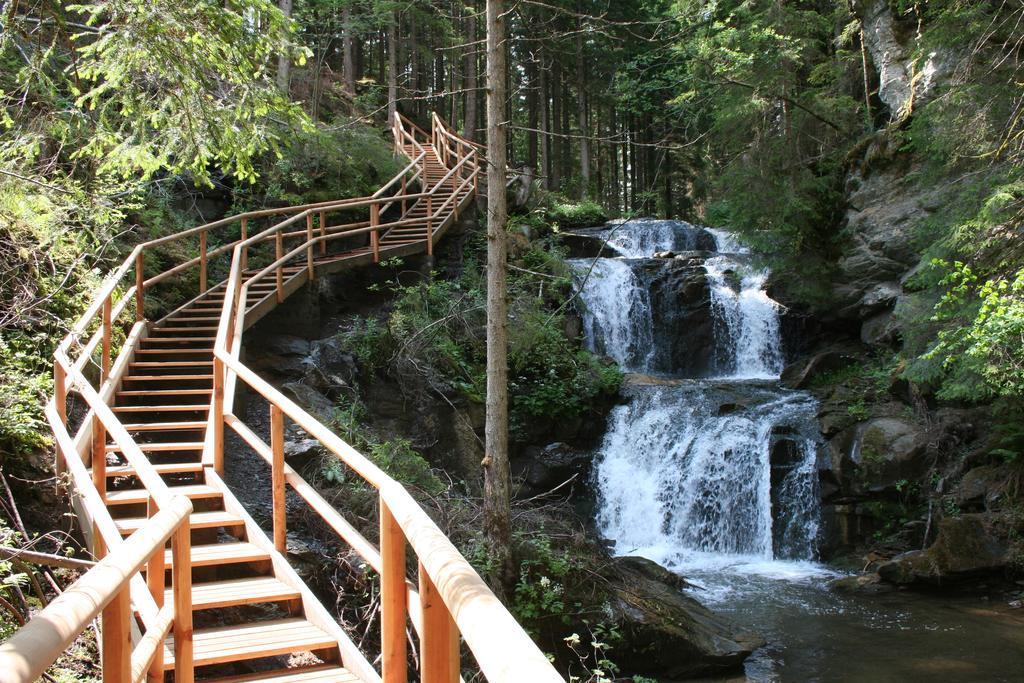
[0,115,563,683]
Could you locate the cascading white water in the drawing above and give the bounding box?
[594,383,821,566]
[705,257,786,380]
[573,219,824,578]
[569,258,654,371]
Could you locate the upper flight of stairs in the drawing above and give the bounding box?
[89,126,475,680]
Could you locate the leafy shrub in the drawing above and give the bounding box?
[546,199,608,230]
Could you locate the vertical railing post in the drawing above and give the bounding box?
[402,176,408,215]
[270,404,287,553]
[146,498,165,682]
[199,230,208,294]
[319,210,327,255]
[240,217,249,272]
[371,203,381,263]
[213,356,225,475]
[135,251,145,322]
[306,212,315,281]
[54,363,67,486]
[426,195,434,256]
[380,499,407,683]
[101,581,132,683]
[92,415,106,501]
[171,520,194,683]
[275,229,284,303]
[419,562,459,683]
[101,295,112,382]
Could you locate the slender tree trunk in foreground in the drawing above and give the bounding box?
[483,0,514,594]
[277,0,293,93]
[388,12,398,121]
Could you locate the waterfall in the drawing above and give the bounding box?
[572,219,824,576]
[705,257,786,379]
[569,258,654,372]
[594,383,821,565]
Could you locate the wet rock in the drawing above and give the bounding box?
[281,381,336,422]
[637,259,714,376]
[877,514,1008,585]
[830,573,893,594]
[861,310,898,347]
[513,442,592,493]
[606,556,764,679]
[653,250,676,259]
[263,334,311,357]
[558,231,622,259]
[855,417,932,491]
[955,466,1008,511]
[283,437,323,471]
[781,345,862,390]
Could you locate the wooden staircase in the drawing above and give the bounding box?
[0,113,563,683]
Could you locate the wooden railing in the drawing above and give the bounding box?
[6,114,563,683]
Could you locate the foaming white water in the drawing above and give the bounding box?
[569,258,654,371]
[705,256,785,379]
[595,383,822,563]
[706,227,749,254]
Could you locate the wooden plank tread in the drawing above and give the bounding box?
[113,405,209,413]
[122,375,213,382]
[106,484,219,505]
[122,421,207,431]
[116,510,242,534]
[162,618,337,668]
[163,542,270,568]
[208,666,358,682]
[167,576,300,610]
[105,462,203,477]
[105,441,203,452]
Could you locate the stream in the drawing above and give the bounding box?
[569,219,1024,682]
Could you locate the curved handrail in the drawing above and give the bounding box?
[29,113,563,683]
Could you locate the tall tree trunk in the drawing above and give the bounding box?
[539,51,552,189]
[276,0,293,93]
[388,13,398,121]
[526,50,538,171]
[575,29,590,198]
[559,61,571,190]
[464,4,479,140]
[663,147,673,218]
[550,61,562,190]
[342,5,356,96]
[484,0,514,594]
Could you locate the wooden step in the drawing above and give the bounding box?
[163,541,271,568]
[149,327,219,333]
[169,576,301,611]
[105,462,203,477]
[116,389,212,398]
[130,361,214,368]
[208,665,358,682]
[162,618,337,668]
[116,510,243,534]
[106,441,204,453]
[106,484,220,505]
[122,421,207,432]
[113,405,209,414]
[134,348,214,355]
[121,374,213,382]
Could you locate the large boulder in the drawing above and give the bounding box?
[605,556,764,679]
[636,258,714,376]
[877,514,1008,585]
[854,417,932,490]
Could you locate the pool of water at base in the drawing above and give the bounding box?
[657,554,1024,682]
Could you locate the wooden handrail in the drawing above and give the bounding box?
[33,112,562,683]
[0,496,193,683]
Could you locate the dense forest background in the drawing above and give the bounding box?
[5,0,1024,461]
[3,0,1024,678]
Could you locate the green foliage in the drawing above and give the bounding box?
[545,199,608,230]
[326,395,444,493]
[341,231,621,442]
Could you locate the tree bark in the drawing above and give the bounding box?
[276,0,293,93]
[342,5,356,97]
[484,0,514,594]
[538,50,552,189]
[575,28,590,198]
[388,12,398,121]
[464,3,479,140]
